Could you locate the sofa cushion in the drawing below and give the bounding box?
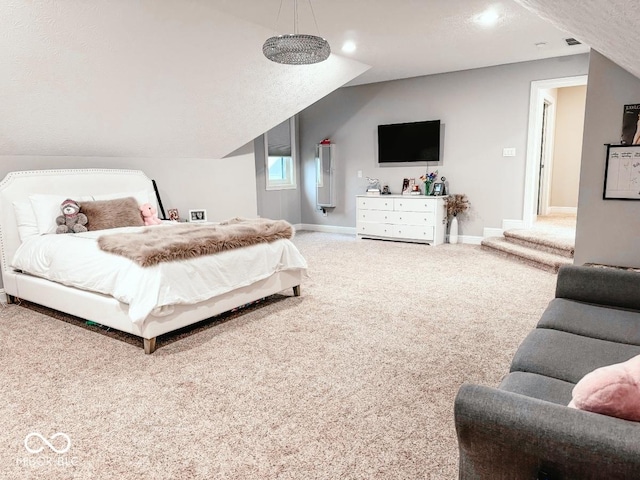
[538,298,640,346]
[556,265,640,311]
[500,371,574,405]
[511,329,640,384]
[569,354,640,421]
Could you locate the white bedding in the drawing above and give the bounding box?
[10,224,308,324]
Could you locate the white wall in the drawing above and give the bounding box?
[0,148,257,224]
[297,55,590,236]
[550,85,587,209]
[1,0,369,160]
[574,50,640,268]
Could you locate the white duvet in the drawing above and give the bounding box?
[10,224,308,324]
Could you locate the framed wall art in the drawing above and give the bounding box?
[603,144,640,200]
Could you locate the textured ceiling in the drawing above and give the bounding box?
[0,0,368,158]
[514,0,640,81]
[213,0,590,86]
[4,0,635,159]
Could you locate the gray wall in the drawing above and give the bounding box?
[574,50,640,268]
[253,118,302,224]
[297,54,589,236]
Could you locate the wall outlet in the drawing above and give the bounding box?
[503,147,516,157]
[357,170,363,178]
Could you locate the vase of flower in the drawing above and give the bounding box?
[420,170,438,196]
[445,194,469,244]
[449,215,459,244]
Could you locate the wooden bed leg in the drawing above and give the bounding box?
[143,337,157,354]
[5,294,16,304]
[293,285,301,297]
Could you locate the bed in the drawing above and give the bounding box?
[0,169,307,353]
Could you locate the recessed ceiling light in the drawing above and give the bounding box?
[342,41,356,54]
[535,42,548,48]
[474,9,500,27]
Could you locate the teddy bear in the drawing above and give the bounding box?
[56,199,88,234]
[139,203,162,226]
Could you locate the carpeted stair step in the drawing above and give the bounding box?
[481,236,573,273]
[503,229,574,258]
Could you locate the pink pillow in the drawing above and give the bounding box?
[568,354,640,421]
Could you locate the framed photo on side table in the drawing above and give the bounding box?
[188,209,208,222]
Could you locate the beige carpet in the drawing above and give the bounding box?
[0,232,558,479]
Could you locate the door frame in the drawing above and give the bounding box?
[522,75,588,228]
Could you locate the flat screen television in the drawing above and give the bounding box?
[377,120,440,165]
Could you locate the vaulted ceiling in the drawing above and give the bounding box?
[2,0,636,160]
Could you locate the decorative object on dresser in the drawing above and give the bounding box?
[445,194,470,244]
[365,177,381,195]
[356,195,446,245]
[420,170,438,196]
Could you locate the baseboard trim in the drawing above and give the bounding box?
[548,206,577,215]
[483,227,504,238]
[295,224,357,235]
[456,235,483,245]
[502,219,526,230]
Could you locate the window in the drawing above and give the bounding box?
[265,118,296,190]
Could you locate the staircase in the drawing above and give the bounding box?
[481,228,575,273]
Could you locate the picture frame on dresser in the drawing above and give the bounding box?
[431,182,444,196]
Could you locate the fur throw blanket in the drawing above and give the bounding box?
[97,217,294,267]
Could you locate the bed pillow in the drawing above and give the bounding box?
[80,197,145,231]
[12,200,40,241]
[568,354,640,421]
[29,194,94,235]
[29,190,151,235]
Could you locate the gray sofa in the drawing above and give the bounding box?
[454,264,640,480]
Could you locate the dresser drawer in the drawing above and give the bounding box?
[393,198,436,213]
[357,196,393,211]
[357,209,396,223]
[394,211,435,226]
[356,222,393,237]
[393,224,435,241]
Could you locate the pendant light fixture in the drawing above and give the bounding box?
[263,0,331,65]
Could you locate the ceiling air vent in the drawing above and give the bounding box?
[565,38,581,46]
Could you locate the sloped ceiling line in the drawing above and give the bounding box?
[1,0,370,159]
[514,0,640,80]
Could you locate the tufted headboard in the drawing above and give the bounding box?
[0,169,156,280]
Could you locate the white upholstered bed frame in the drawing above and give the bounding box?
[0,169,304,353]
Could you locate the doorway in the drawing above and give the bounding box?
[537,99,552,215]
[522,75,588,228]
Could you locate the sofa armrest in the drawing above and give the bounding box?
[454,383,640,480]
[556,265,640,311]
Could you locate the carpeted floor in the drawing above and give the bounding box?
[0,232,558,479]
[532,213,577,246]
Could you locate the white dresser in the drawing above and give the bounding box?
[356,195,447,245]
